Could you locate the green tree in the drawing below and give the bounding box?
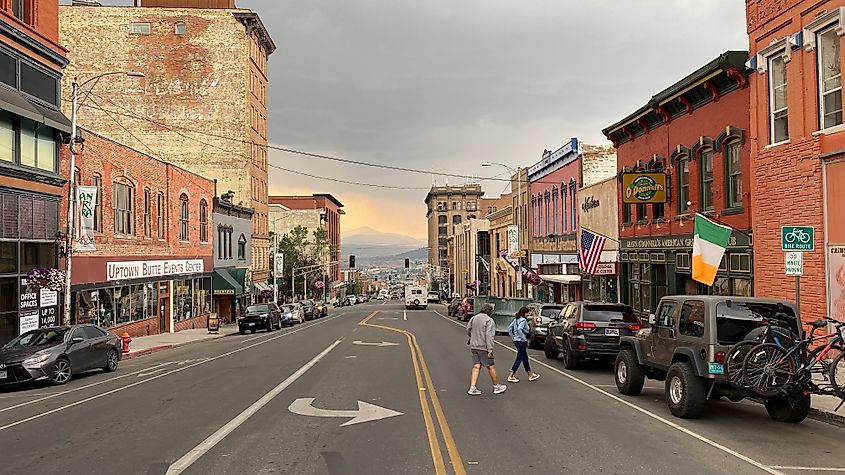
[271,225,336,300]
[347,280,362,296]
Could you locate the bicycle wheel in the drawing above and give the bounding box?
[831,350,845,399]
[725,341,757,385]
[742,343,796,397]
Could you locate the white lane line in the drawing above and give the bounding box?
[772,468,845,472]
[0,315,341,431]
[165,339,342,475]
[431,311,785,475]
[404,310,407,321]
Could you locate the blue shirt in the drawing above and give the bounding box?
[508,317,530,342]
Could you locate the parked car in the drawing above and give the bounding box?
[390,292,400,300]
[377,294,385,300]
[614,296,807,422]
[300,300,316,320]
[280,305,298,326]
[526,304,564,349]
[0,325,121,387]
[456,298,475,322]
[359,295,369,303]
[240,303,282,334]
[427,292,441,304]
[544,302,639,369]
[314,301,329,318]
[347,295,358,306]
[447,297,462,317]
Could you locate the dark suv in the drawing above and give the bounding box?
[544,302,639,369]
[613,296,806,421]
[239,304,282,334]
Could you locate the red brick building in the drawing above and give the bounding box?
[746,1,845,326]
[603,51,753,317]
[60,129,214,337]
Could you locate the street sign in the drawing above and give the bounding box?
[785,252,803,276]
[781,226,814,251]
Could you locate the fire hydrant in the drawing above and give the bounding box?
[120,332,132,353]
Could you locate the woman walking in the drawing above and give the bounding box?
[507,307,540,383]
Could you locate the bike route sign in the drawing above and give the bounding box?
[781,226,814,251]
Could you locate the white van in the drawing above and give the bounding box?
[404,285,428,310]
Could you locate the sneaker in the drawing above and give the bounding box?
[467,387,482,396]
[507,375,520,383]
[493,384,507,395]
[528,373,540,382]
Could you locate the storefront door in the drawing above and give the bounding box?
[159,297,170,333]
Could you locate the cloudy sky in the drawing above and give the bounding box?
[67,1,748,239]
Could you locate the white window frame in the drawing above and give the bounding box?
[817,24,843,130]
[130,22,151,35]
[803,7,844,53]
[766,48,790,145]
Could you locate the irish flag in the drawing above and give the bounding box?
[692,214,732,286]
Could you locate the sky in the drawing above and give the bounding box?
[64,1,749,239]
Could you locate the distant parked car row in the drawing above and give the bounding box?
[239,300,329,334]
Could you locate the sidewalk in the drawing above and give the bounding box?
[810,392,845,427]
[123,324,239,359]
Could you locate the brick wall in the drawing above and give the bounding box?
[108,317,160,338]
[581,144,617,187]
[174,314,208,332]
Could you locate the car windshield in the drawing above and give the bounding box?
[539,307,563,322]
[301,300,314,306]
[246,305,270,314]
[716,302,798,344]
[4,328,68,348]
[281,305,293,312]
[582,304,638,323]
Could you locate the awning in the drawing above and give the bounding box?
[332,282,346,289]
[540,274,582,284]
[213,268,244,296]
[253,282,271,293]
[0,85,72,133]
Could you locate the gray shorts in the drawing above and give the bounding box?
[471,349,494,367]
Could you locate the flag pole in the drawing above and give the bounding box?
[579,226,621,244]
[691,212,752,240]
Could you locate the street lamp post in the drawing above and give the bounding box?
[481,161,523,296]
[63,71,144,326]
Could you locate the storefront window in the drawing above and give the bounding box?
[19,242,56,273]
[0,277,16,345]
[174,277,212,321]
[0,242,16,274]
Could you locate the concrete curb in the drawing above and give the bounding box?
[122,330,239,360]
[808,407,845,428]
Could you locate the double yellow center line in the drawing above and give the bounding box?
[360,311,465,475]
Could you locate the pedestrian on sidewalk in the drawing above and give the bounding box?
[507,307,540,383]
[466,303,507,396]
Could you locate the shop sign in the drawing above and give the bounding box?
[107,259,205,281]
[507,225,519,256]
[581,196,600,212]
[40,306,58,327]
[594,262,616,275]
[214,289,235,295]
[621,233,752,250]
[40,289,58,307]
[621,173,667,204]
[19,311,39,335]
[76,186,98,251]
[828,246,845,322]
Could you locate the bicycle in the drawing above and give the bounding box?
[742,316,845,399]
[724,317,797,387]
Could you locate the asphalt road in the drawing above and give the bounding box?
[0,302,843,475]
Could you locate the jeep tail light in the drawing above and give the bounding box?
[627,324,641,331]
[575,321,596,332]
[714,351,727,364]
[534,317,542,325]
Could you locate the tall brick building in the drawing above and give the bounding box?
[746,0,845,326]
[58,0,275,289]
[425,184,485,270]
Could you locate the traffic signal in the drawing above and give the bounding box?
[349,255,356,268]
[404,258,410,268]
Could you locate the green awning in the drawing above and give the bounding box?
[0,86,72,133]
[213,268,244,296]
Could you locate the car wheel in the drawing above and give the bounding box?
[50,358,73,386]
[239,328,246,335]
[543,335,560,360]
[615,349,645,396]
[765,393,811,423]
[665,362,706,419]
[251,329,256,334]
[527,336,540,350]
[102,349,119,373]
[562,342,580,370]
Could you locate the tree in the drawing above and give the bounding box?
[271,225,336,300]
[347,279,362,296]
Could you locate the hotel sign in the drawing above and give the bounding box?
[107,259,205,281]
[621,173,667,204]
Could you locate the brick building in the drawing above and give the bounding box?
[746,0,845,326]
[603,51,753,318]
[0,0,73,343]
[61,129,214,338]
[58,0,275,291]
[424,184,484,270]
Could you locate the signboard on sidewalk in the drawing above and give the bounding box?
[785,251,803,276]
[781,226,814,251]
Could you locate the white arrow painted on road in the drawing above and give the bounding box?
[352,340,400,347]
[288,397,403,426]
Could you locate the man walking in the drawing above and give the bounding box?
[466,303,507,395]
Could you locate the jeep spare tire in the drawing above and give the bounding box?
[765,393,810,423]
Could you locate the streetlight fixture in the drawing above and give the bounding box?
[64,71,145,325]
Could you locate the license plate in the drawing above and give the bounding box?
[0,371,6,379]
[248,323,255,326]
[605,328,620,336]
[708,362,725,375]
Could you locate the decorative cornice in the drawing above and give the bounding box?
[0,21,68,68]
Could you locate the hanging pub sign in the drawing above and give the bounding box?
[621,172,668,204]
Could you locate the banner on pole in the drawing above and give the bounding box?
[76,186,98,251]
[275,254,284,277]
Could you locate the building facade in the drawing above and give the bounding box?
[58,0,275,291]
[488,205,520,298]
[0,0,73,343]
[603,51,753,318]
[578,176,620,302]
[212,196,252,322]
[425,184,484,270]
[450,218,490,296]
[61,129,214,337]
[746,0,845,326]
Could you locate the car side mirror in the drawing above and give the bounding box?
[648,314,657,326]
[71,337,84,344]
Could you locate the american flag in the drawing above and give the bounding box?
[579,229,606,275]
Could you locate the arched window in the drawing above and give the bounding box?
[238,234,247,260]
[699,148,714,211]
[199,199,208,243]
[725,141,742,208]
[143,188,151,237]
[113,177,135,236]
[157,192,165,239]
[179,194,189,241]
[677,156,690,214]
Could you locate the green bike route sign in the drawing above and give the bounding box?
[781,226,814,251]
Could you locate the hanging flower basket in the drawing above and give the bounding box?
[259,289,274,299]
[26,268,65,293]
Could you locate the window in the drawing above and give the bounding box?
[131,22,151,35]
[453,215,462,225]
[622,202,631,224]
[569,182,577,231]
[678,157,689,214]
[637,203,647,223]
[226,227,233,259]
[92,174,103,232]
[179,194,189,241]
[551,191,558,235]
[562,187,568,233]
[175,21,187,35]
[537,195,543,235]
[143,189,151,237]
[818,25,842,129]
[678,300,706,338]
[0,51,14,88]
[238,234,247,260]
[653,202,665,220]
[156,192,165,239]
[700,149,714,211]
[656,301,676,327]
[11,0,28,23]
[768,53,789,143]
[20,62,58,106]
[725,141,742,208]
[19,119,56,172]
[199,199,208,243]
[0,111,13,163]
[113,179,135,236]
[438,215,447,225]
[217,225,225,258]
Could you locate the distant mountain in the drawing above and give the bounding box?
[343,227,427,259]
